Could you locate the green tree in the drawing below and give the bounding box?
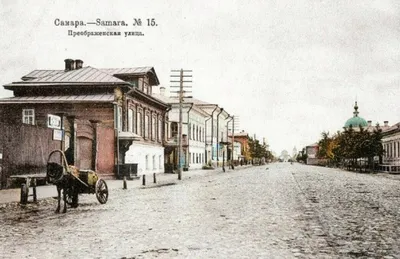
[248,136,272,163]
[296,148,307,163]
[326,125,383,172]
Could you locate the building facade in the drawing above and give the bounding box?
[153,88,231,170]
[229,131,250,164]
[381,122,400,173]
[306,143,319,165]
[196,103,230,167]
[0,59,169,186]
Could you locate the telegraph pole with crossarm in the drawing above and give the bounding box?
[170,69,192,180]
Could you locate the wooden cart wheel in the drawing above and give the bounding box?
[95,179,108,204]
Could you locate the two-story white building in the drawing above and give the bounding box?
[153,87,232,171]
[194,102,231,167]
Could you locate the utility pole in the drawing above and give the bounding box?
[231,116,234,169]
[230,115,240,168]
[170,69,192,180]
[226,115,233,169]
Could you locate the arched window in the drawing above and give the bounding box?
[152,116,156,140]
[118,106,122,130]
[145,114,149,139]
[137,110,142,136]
[171,122,178,137]
[199,128,202,142]
[128,109,134,132]
[158,119,162,141]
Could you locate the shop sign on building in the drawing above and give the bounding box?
[47,114,61,129]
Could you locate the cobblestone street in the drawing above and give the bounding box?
[1,163,400,258]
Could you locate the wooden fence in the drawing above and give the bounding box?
[0,122,60,188]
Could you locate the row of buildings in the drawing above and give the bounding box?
[0,59,253,188]
[304,102,400,173]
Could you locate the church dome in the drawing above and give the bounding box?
[344,102,368,128]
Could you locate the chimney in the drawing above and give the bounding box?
[367,120,372,127]
[160,86,166,96]
[75,59,83,69]
[64,59,75,71]
[384,121,389,127]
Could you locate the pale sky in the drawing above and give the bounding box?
[1,0,399,155]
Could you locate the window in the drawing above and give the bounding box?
[199,128,202,142]
[22,109,35,125]
[137,111,142,136]
[128,109,133,132]
[145,114,149,139]
[159,155,162,169]
[158,119,162,141]
[153,155,156,170]
[129,79,138,88]
[145,155,149,170]
[165,122,168,140]
[118,106,123,130]
[139,78,144,91]
[152,116,156,140]
[171,122,178,137]
[390,143,393,158]
[398,141,400,158]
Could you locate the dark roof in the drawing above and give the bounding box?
[0,94,114,104]
[27,67,126,83]
[228,132,249,137]
[101,67,160,85]
[100,67,153,75]
[15,67,126,84]
[129,89,169,109]
[22,70,64,81]
[7,66,159,88]
[383,122,400,134]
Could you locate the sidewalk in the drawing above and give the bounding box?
[0,165,253,204]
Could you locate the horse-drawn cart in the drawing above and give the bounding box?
[46,149,108,213]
